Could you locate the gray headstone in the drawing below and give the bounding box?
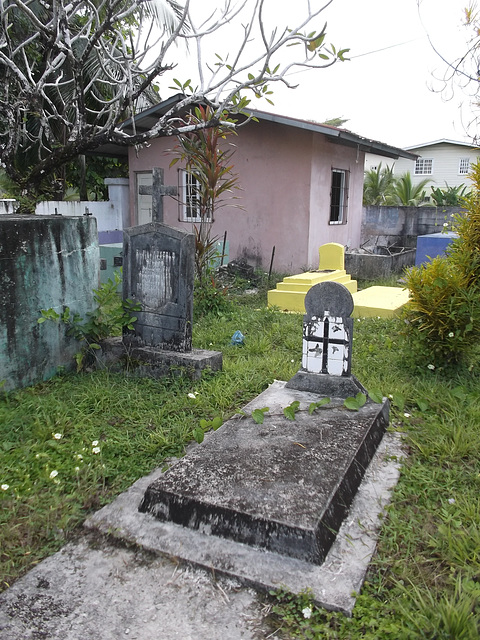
[122,222,194,352]
[304,281,354,319]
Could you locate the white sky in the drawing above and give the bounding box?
[161,0,475,150]
[268,0,473,148]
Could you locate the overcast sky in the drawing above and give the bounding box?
[163,0,474,150]
[265,0,473,148]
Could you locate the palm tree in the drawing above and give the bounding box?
[393,172,432,206]
[363,162,396,205]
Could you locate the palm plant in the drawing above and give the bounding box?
[393,172,431,206]
[363,162,396,205]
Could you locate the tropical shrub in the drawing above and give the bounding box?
[430,183,472,206]
[403,162,480,366]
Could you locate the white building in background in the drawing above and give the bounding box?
[366,140,480,192]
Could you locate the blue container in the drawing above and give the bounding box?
[415,232,458,266]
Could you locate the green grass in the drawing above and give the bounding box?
[2,288,480,638]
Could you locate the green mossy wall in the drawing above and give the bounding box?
[0,216,99,390]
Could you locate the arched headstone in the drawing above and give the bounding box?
[287,281,366,397]
[302,282,353,377]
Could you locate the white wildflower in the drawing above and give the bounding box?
[49,470,58,479]
[427,364,435,370]
[92,447,101,455]
[404,413,411,418]
[302,606,313,619]
[448,332,454,338]
[443,222,449,227]
[76,454,83,460]
[75,467,80,472]
[448,498,455,504]
[92,440,99,447]
[53,433,62,440]
[1,484,9,491]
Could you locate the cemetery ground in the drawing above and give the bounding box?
[1,275,480,638]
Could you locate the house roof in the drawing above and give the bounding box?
[99,93,417,160]
[404,139,480,151]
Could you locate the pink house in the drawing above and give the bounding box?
[120,95,415,273]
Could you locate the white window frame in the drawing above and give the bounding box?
[414,158,433,175]
[178,169,213,223]
[178,169,201,222]
[329,168,349,225]
[459,158,470,175]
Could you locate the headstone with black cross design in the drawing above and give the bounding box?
[302,281,353,376]
[286,281,367,397]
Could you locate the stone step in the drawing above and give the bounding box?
[139,383,389,566]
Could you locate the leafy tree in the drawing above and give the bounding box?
[393,171,431,206]
[363,162,396,205]
[0,0,348,212]
[65,156,128,201]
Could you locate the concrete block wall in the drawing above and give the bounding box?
[0,216,99,391]
[361,205,464,248]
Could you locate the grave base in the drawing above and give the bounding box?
[286,370,367,399]
[139,382,388,565]
[98,337,222,380]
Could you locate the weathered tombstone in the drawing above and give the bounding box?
[286,281,367,397]
[123,223,194,352]
[138,167,177,224]
[118,167,222,378]
[137,280,388,576]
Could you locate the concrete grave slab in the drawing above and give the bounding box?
[86,381,402,615]
[352,286,410,318]
[138,382,389,565]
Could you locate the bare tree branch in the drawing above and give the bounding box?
[0,0,348,206]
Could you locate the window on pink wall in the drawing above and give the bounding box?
[329,168,349,225]
[178,169,213,223]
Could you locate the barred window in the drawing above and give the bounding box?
[178,170,212,223]
[329,169,349,225]
[459,158,470,175]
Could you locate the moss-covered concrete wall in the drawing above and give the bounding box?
[0,216,99,390]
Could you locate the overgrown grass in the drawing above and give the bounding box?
[267,316,480,638]
[0,298,302,590]
[2,287,480,639]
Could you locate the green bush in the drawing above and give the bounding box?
[403,162,480,367]
[193,276,234,320]
[403,257,480,366]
